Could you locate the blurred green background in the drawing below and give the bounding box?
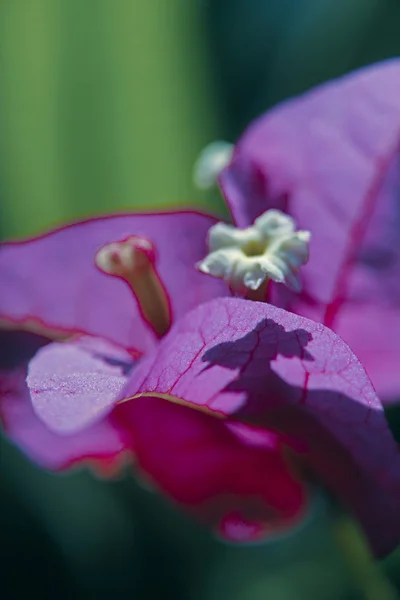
[1,1,400,598]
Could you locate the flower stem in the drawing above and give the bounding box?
[333,515,399,600]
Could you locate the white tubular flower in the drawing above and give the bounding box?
[197,209,311,294]
[193,141,234,190]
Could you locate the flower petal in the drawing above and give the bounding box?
[242,263,269,291]
[254,209,295,236]
[27,336,132,434]
[208,222,250,252]
[0,211,227,353]
[197,248,239,279]
[0,331,125,471]
[219,59,400,404]
[112,395,307,542]
[124,297,400,556]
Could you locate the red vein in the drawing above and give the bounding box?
[323,138,400,329]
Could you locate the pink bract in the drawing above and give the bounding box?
[1,87,400,555]
[220,59,400,404]
[2,294,399,556]
[0,332,125,472]
[0,210,227,353]
[118,297,400,556]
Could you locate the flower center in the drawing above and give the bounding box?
[197,209,311,297]
[241,238,266,257]
[95,236,171,338]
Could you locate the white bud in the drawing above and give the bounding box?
[193,141,234,190]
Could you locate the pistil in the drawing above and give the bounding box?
[95,236,171,338]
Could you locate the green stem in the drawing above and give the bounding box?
[333,515,399,600]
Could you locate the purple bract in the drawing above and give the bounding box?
[220,59,400,405]
[1,61,400,557]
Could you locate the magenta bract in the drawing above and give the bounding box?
[2,61,400,555]
[220,59,400,404]
[2,283,400,554]
[0,211,227,353]
[117,297,400,556]
[112,395,306,543]
[0,331,125,471]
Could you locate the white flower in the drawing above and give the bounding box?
[197,209,311,294]
[193,141,234,190]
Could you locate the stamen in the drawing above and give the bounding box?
[197,209,311,299]
[95,236,171,337]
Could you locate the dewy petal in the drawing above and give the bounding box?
[123,297,400,557]
[0,211,228,353]
[112,395,306,543]
[27,336,132,434]
[0,331,125,471]
[219,59,400,404]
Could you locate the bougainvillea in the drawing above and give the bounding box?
[1,205,400,557]
[1,60,400,558]
[218,59,400,405]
